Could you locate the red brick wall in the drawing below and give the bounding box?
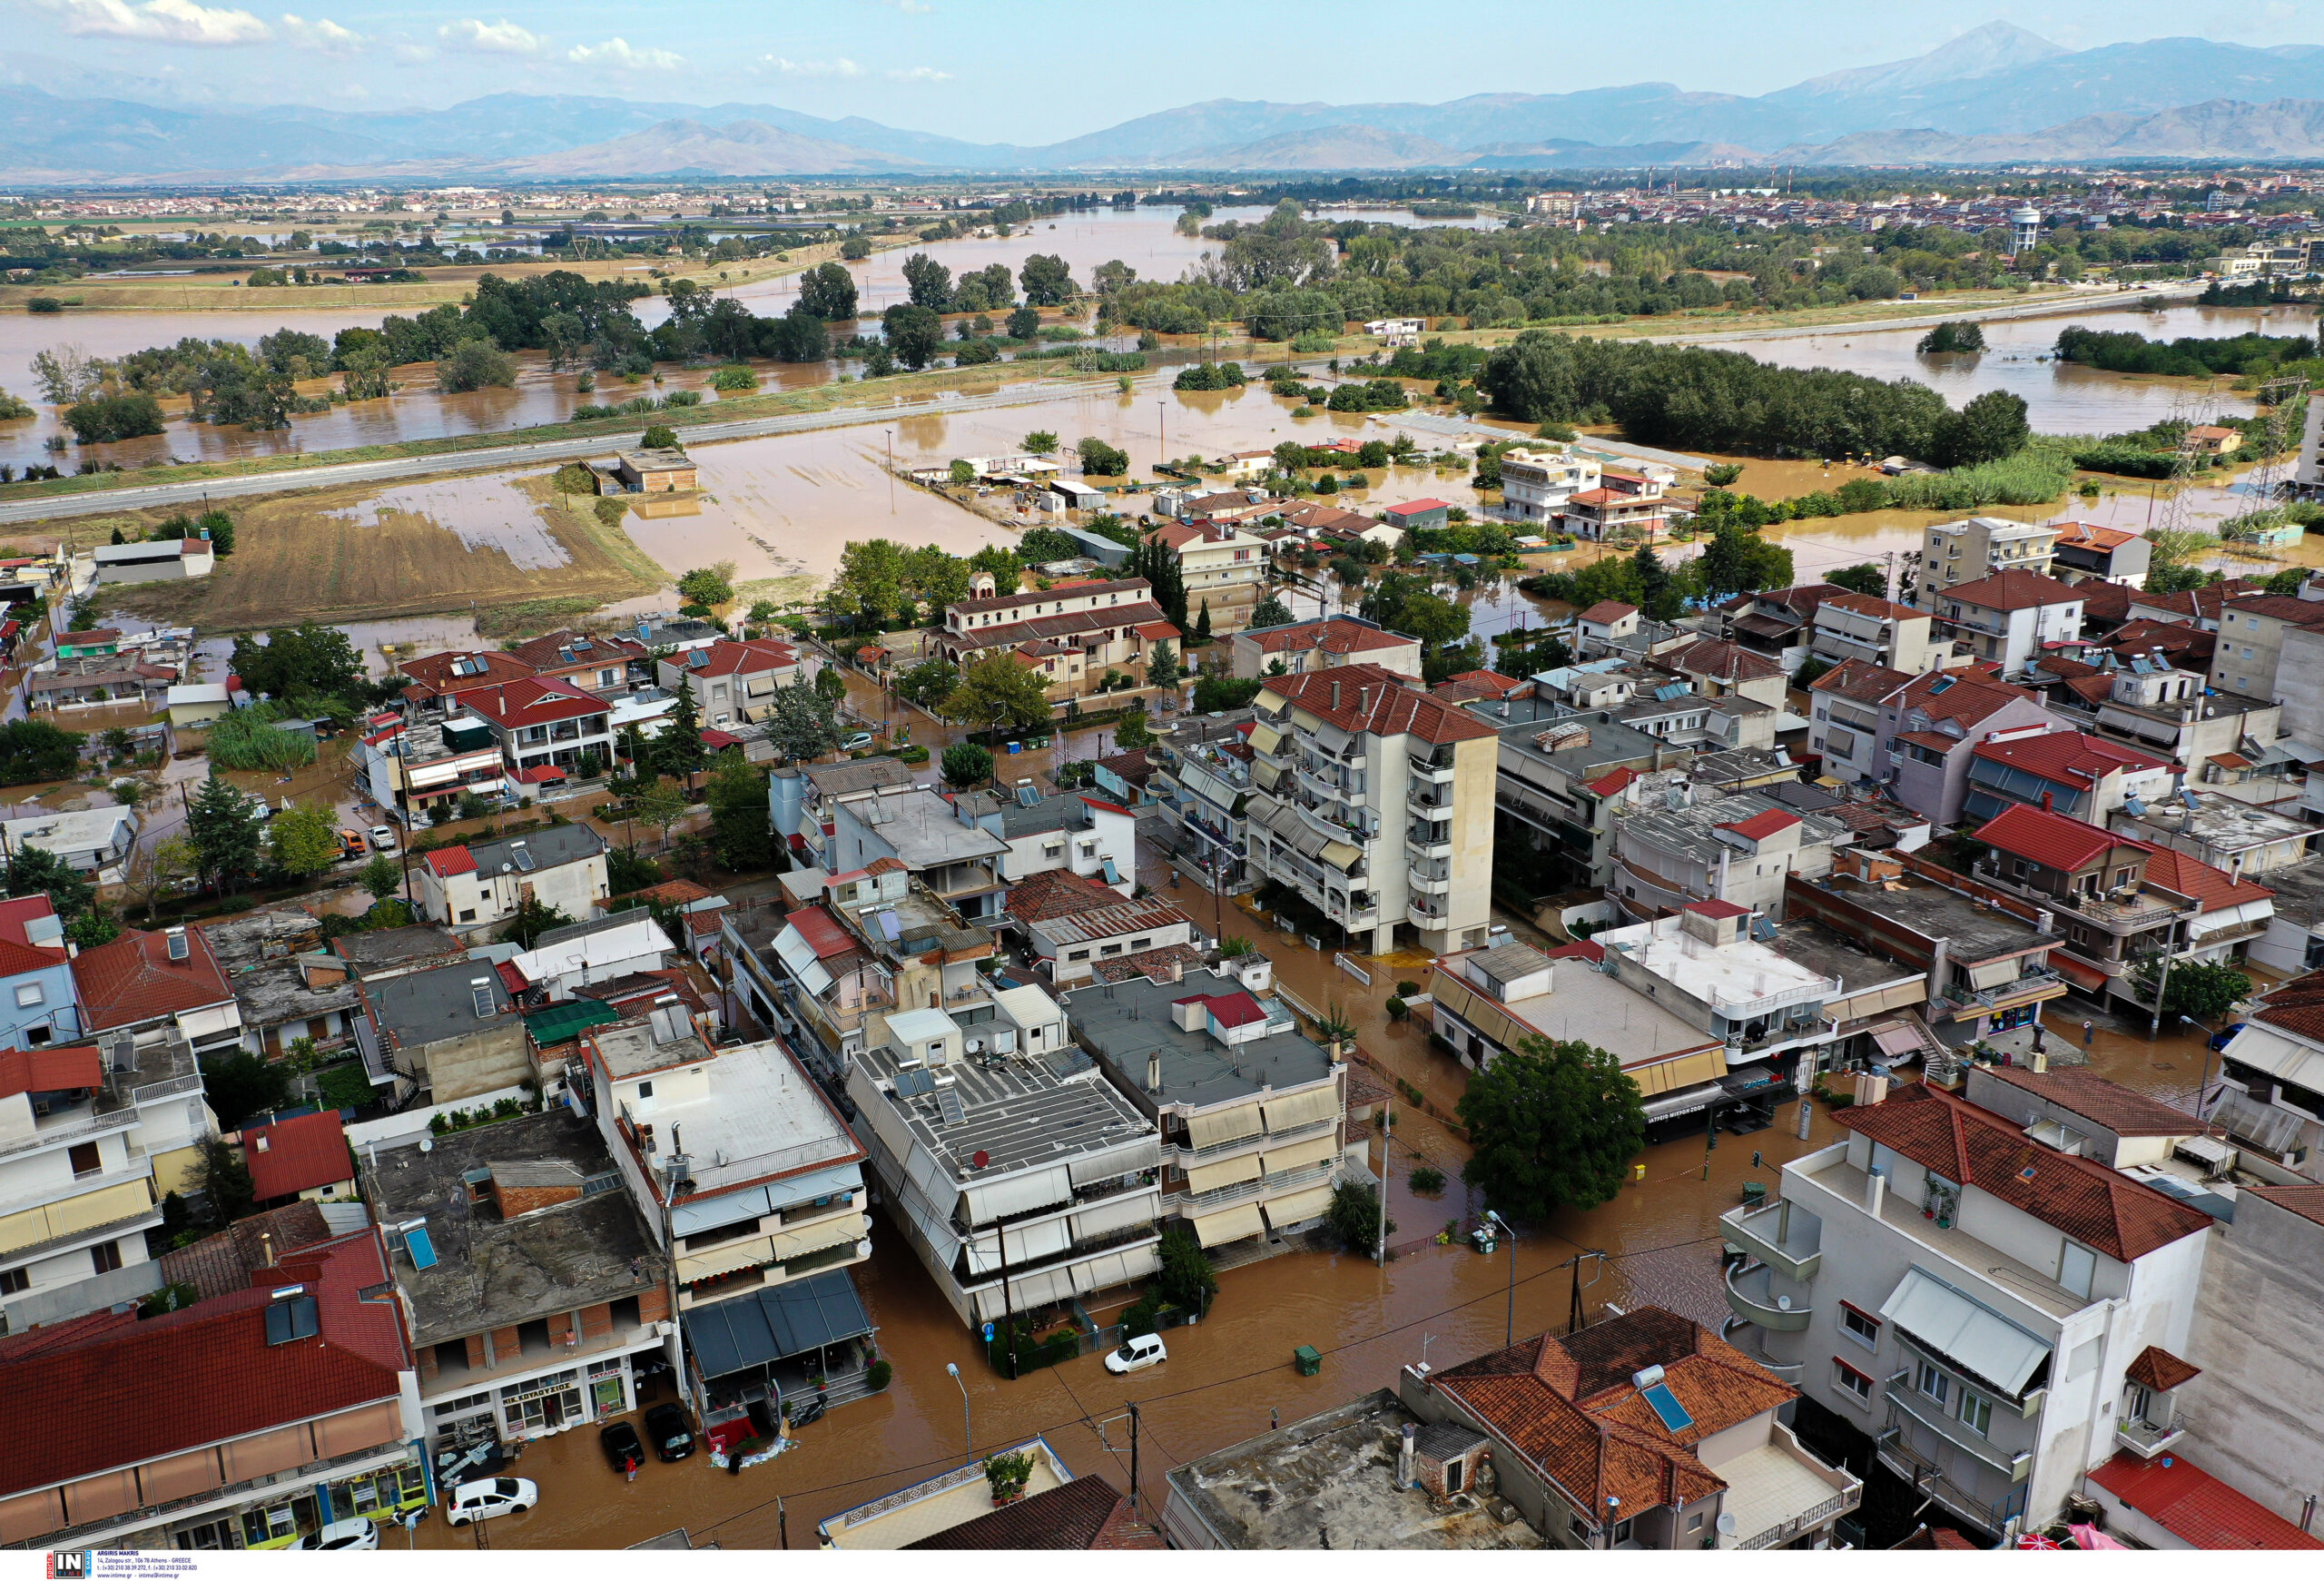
[464,1334,488,1369]
[491,1181,581,1218]
[579,1303,613,1339]
[636,1285,671,1325]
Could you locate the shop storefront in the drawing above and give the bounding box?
[425,1350,644,1457]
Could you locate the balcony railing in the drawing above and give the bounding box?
[2116,1416,2184,1457]
[1719,1200,1822,1282]
[1725,1260,1812,1331]
[1738,1488,1859,1550]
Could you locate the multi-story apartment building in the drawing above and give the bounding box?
[460,677,615,778]
[1607,790,1851,924]
[1808,659,1910,786]
[767,756,917,873]
[1879,670,2059,827]
[1720,1080,2212,1541]
[1915,516,2061,608]
[2201,971,2324,1177]
[2026,654,2281,774]
[1226,615,1421,681]
[1150,726,1258,894]
[1966,802,2270,1014]
[1004,870,1198,987]
[725,859,997,1079]
[2209,592,2324,701]
[367,1110,673,1460]
[352,711,512,826]
[579,1006,876,1411]
[393,648,535,712]
[416,825,610,939]
[1721,583,1849,663]
[957,790,1137,890]
[826,786,1009,924]
[845,983,1162,1329]
[1783,850,2069,1056]
[1150,519,1271,633]
[654,638,808,727]
[1242,664,1498,955]
[1496,445,1601,524]
[1483,700,1673,894]
[1066,966,1348,1260]
[1561,476,1669,541]
[1931,572,2083,677]
[1959,731,2171,829]
[1810,594,1955,675]
[933,575,1173,700]
[0,1226,423,1553]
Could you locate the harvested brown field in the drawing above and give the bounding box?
[75,470,663,634]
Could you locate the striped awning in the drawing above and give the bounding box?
[1260,1133,1339,1174]
[1184,1151,1262,1194]
[1263,1184,1334,1229]
[1261,1084,1338,1131]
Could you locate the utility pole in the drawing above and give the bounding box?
[1374,1102,1392,1266]
[885,429,895,515]
[1128,1403,1141,1522]
[1559,1249,1607,1334]
[998,1218,1016,1379]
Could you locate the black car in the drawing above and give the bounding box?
[644,1403,694,1463]
[599,1420,645,1474]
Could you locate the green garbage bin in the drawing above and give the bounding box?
[1294,1345,1322,1377]
[1741,1181,1768,1208]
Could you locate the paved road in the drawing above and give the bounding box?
[0,380,1124,526]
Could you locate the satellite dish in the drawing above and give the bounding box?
[971,1149,990,1170]
[1776,1295,1792,1310]
[419,1138,433,1153]
[1716,1513,1738,1537]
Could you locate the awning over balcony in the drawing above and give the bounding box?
[1185,1102,1263,1150]
[1188,1201,1265,1247]
[1185,1152,1262,1194]
[2051,954,2110,993]
[1261,1084,1337,1131]
[1320,841,1362,871]
[1260,1133,1338,1174]
[1262,1184,1334,1229]
[1880,1267,2052,1396]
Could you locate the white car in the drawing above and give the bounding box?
[296,1519,380,1552]
[368,825,399,853]
[444,1477,537,1526]
[1104,1332,1167,1374]
[838,731,875,751]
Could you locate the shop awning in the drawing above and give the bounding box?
[1189,1202,1265,1248]
[682,1269,873,1381]
[1262,1184,1334,1229]
[1871,1022,1925,1059]
[2051,954,2110,993]
[1879,1267,2051,1397]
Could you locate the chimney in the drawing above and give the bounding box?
[1398,1422,1416,1487]
[1146,1051,1162,1094]
[260,1230,275,1268]
[1866,1164,1888,1217]
[2040,790,2053,812]
[1330,680,1341,712]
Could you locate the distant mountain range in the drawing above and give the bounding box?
[17,25,2324,181]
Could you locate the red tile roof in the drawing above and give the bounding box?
[2220,593,2324,627]
[463,675,611,728]
[1546,939,1606,963]
[1810,658,1912,706]
[1716,808,1799,843]
[1684,898,1751,920]
[789,904,857,960]
[2089,1448,2323,1549]
[906,1474,1164,1549]
[243,1110,352,1201]
[1976,1066,2201,1139]
[1894,1527,1982,1550]
[507,628,648,671]
[0,1229,409,1501]
[1820,592,1923,621]
[1895,669,2038,728]
[1583,766,1638,797]
[2139,847,2273,914]
[1970,729,2169,788]
[1238,617,1413,655]
[2053,522,2140,551]
[1971,802,2147,872]
[1837,1085,2212,1261]
[1384,498,1454,516]
[1655,637,1780,683]
[425,845,478,877]
[1005,867,1128,925]
[2078,582,2134,625]
[1262,664,1498,746]
[71,927,234,1033]
[1431,1308,1795,1523]
[1941,569,2083,610]
[950,576,1153,617]
[0,895,58,956]
[2246,1183,2324,1227]
[1205,991,1265,1029]
[2124,1344,2201,1393]
[1575,600,1638,625]
[0,1043,102,1099]
[665,637,800,678]
[397,649,536,695]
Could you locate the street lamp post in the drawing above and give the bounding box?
[945,1361,971,1462]
[2180,1013,2224,1137]
[1485,1210,1516,1348]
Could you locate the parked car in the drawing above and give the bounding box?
[295,1519,380,1552]
[369,825,399,853]
[599,1420,645,1473]
[838,731,875,751]
[339,830,368,861]
[1105,1331,1167,1374]
[444,1477,537,1526]
[644,1403,694,1462]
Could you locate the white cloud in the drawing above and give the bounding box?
[566,37,683,71]
[40,0,272,45]
[278,12,361,52]
[885,64,950,82]
[436,17,540,54]
[763,55,863,77]
[389,40,436,64]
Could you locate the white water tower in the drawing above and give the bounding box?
[2008,204,2042,259]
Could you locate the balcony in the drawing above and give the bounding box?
[1885,1385,2033,1483]
[1296,766,1366,809]
[1720,1199,1822,1283]
[1295,796,1372,846]
[1408,754,1456,785]
[1405,831,1452,862]
[2116,1415,2185,1458]
[1409,869,1452,895]
[1725,1260,1812,1331]
[1407,902,1448,932]
[1719,1422,1863,1550]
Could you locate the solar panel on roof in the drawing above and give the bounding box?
[878,911,902,943]
[404,1224,438,1270]
[895,1067,934,1097]
[935,1086,967,1126]
[1017,784,1041,808]
[1640,1382,1693,1432]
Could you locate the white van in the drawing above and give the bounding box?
[1105,1332,1167,1374]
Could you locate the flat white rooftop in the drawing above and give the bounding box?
[651,1039,857,1193]
[1598,917,1835,1016]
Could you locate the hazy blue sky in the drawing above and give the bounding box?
[15,0,2323,142]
